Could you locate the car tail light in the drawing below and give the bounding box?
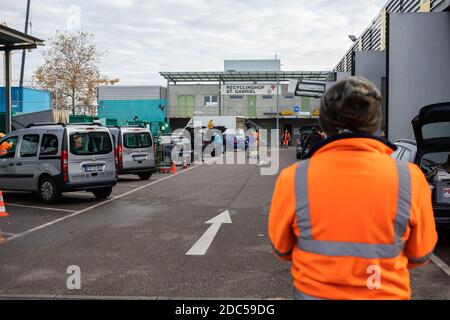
[61,150,69,183]
[117,144,123,170]
[114,147,119,177]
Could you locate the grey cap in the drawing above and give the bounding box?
[319,76,382,136]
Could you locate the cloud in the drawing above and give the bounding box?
[2,0,387,86]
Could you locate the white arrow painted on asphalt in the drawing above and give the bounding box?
[186,211,232,256]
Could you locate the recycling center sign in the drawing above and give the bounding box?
[221,84,278,96]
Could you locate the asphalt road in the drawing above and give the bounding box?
[0,149,448,299]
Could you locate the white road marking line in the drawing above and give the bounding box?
[430,254,450,277]
[66,192,92,197]
[116,184,145,188]
[6,162,208,243]
[7,203,76,213]
[2,233,18,237]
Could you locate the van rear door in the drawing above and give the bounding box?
[121,128,154,171]
[67,128,116,185]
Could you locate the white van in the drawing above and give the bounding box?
[0,123,117,203]
[108,126,156,180]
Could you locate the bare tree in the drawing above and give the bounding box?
[33,31,103,115]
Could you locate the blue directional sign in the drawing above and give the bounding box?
[294,106,300,113]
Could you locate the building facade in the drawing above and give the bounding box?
[167,83,322,132]
[161,61,330,134]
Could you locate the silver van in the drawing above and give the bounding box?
[0,123,117,203]
[108,126,156,180]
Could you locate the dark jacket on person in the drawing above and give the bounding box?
[305,132,323,149]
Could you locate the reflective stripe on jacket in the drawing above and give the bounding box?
[269,135,438,300]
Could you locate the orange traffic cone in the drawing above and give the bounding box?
[170,162,177,174]
[0,191,9,218]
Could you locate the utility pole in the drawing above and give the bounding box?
[276,75,280,132]
[5,49,12,133]
[19,0,31,89]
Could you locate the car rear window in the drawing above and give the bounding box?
[123,132,152,148]
[422,122,450,140]
[70,132,113,155]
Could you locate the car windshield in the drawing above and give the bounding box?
[70,132,113,155]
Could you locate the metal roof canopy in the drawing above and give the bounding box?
[160,71,332,83]
[1,24,44,133]
[0,24,44,51]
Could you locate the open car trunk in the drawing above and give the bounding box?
[412,103,450,206]
[412,102,450,150]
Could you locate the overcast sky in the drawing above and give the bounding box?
[1,0,387,86]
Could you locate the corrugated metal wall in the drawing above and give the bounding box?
[97,86,164,101]
[332,0,448,75]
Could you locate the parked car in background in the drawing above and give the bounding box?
[108,126,156,180]
[392,139,417,163]
[393,103,450,226]
[0,123,117,203]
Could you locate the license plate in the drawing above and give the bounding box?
[444,188,450,198]
[84,165,104,172]
[134,156,147,161]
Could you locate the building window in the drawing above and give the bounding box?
[284,95,295,100]
[230,95,244,100]
[204,95,218,107]
[262,95,273,100]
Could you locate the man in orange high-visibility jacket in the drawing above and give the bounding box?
[269,76,438,300]
[282,130,291,148]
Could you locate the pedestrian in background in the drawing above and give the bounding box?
[282,130,291,148]
[269,76,438,300]
[304,126,324,151]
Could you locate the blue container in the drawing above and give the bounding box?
[0,87,52,113]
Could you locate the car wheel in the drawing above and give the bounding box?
[137,172,152,180]
[38,177,61,203]
[92,187,113,199]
